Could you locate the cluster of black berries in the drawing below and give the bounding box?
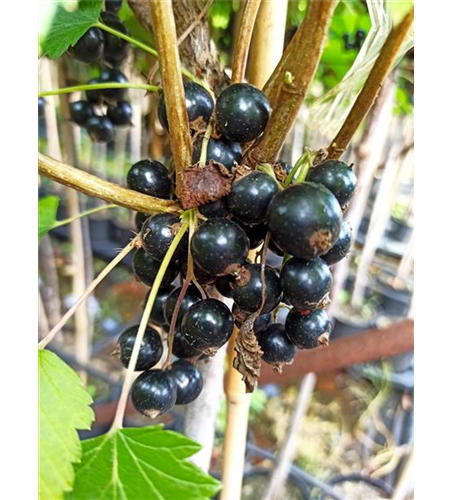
[68,0,132,143]
[343,29,366,51]
[114,80,357,418]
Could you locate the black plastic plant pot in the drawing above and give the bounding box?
[330,317,377,341]
[375,283,411,317]
[109,220,134,247]
[384,217,413,243]
[318,473,393,500]
[89,218,111,242]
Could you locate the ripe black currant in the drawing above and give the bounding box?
[234,220,267,250]
[107,100,133,126]
[267,183,342,260]
[322,221,352,266]
[170,359,203,405]
[280,257,332,310]
[181,299,233,351]
[254,313,273,334]
[191,218,249,276]
[268,238,285,257]
[173,331,201,359]
[38,98,45,118]
[141,213,188,262]
[231,264,282,314]
[192,136,242,171]
[132,248,180,287]
[158,81,214,132]
[215,83,271,143]
[72,27,104,63]
[117,325,163,371]
[199,198,230,219]
[131,369,177,418]
[257,324,295,365]
[215,274,234,298]
[148,286,174,326]
[306,160,358,208]
[105,0,122,13]
[126,159,172,199]
[135,212,151,230]
[100,12,129,65]
[98,68,129,102]
[86,116,115,143]
[86,78,103,105]
[228,171,279,224]
[69,100,95,127]
[164,284,202,327]
[285,308,331,349]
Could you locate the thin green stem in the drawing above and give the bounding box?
[294,150,315,184]
[199,124,213,164]
[110,220,189,430]
[257,163,283,190]
[54,204,117,228]
[39,82,159,98]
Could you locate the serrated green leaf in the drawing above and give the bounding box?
[39,350,94,500]
[39,196,60,241]
[69,427,222,500]
[41,1,103,59]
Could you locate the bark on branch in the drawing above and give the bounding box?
[38,153,180,214]
[327,8,414,159]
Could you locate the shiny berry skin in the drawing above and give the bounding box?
[100,12,129,64]
[132,249,180,287]
[117,325,163,371]
[306,160,358,208]
[215,274,234,298]
[267,183,342,260]
[181,299,234,351]
[158,81,214,132]
[131,370,177,418]
[135,212,151,230]
[235,221,267,250]
[98,68,129,102]
[86,116,115,143]
[148,286,174,325]
[192,136,242,171]
[86,78,103,105]
[191,218,249,276]
[69,101,95,127]
[72,27,104,63]
[141,213,188,262]
[228,172,279,224]
[105,0,122,12]
[170,359,203,405]
[164,285,202,327]
[254,313,273,334]
[127,159,172,199]
[215,83,271,143]
[199,198,230,219]
[107,100,133,126]
[257,324,295,365]
[280,258,332,310]
[322,221,352,266]
[173,331,201,359]
[268,238,285,257]
[231,264,282,314]
[285,308,331,349]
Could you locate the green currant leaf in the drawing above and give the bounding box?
[69,427,222,500]
[41,1,103,59]
[39,350,94,500]
[39,196,60,241]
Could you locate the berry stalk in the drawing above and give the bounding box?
[38,82,159,98]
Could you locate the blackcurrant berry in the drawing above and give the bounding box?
[192,136,242,171]
[231,264,282,314]
[86,78,103,105]
[38,98,45,118]
[199,198,230,219]
[170,359,203,405]
[191,218,249,276]
[98,68,128,102]
[268,238,285,257]
[215,274,234,298]
[235,220,267,250]
[280,257,332,310]
[257,324,295,365]
[141,213,188,262]
[306,160,358,208]
[72,27,104,63]
[132,248,180,287]
[228,171,279,224]
[173,330,201,359]
[127,159,172,199]
[285,308,331,349]
[181,299,233,351]
[267,183,342,260]
[164,284,202,327]
[131,369,177,418]
[135,212,151,231]
[158,81,214,132]
[100,12,129,64]
[148,286,174,325]
[254,313,273,334]
[69,100,95,127]
[322,221,352,266]
[117,325,163,371]
[86,116,115,143]
[215,83,271,143]
[105,0,122,13]
[107,100,133,126]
